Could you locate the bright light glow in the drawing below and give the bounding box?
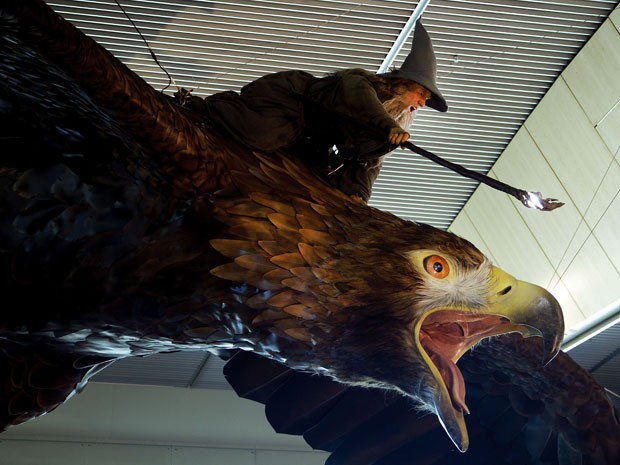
[525,191,544,209]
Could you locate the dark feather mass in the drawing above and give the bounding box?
[1,1,619,464]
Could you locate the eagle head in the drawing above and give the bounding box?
[208,154,565,452]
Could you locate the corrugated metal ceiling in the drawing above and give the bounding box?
[48,0,617,229]
[42,0,619,406]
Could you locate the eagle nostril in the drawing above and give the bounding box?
[498,286,512,296]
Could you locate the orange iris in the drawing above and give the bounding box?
[424,255,450,279]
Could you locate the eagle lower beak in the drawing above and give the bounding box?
[415,266,564,453]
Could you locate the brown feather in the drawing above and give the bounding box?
[284,328,312,342]
[271,253,307,270]
[296,214,327,231]
[315,283,342,298]
[280,157,345,204]
[297,243,321,264]
[227,203,274,218]
[230,169,272,193]
[268,290,301,308]
[299,229,338,246]
[273,229,302,250]
[257,164,309,196]
[289,266,318,282]
[210,263,282,290]
[281,277,310,293]
[263,268,294,282]
[259,240,290,256]
[250,192,297,216]
[210,239,262,258]
[253,152,289,172]
[334,213,355,227]
[268,213,300,232]
[292,198,325,218]
[235,254,277,273]
[309,203,331,217]
[246,166,281,190]
[311,245,332,261]
[295,295,328,317]
[283,304,317,321]
[228,222,275,241]
[311,267,345,283]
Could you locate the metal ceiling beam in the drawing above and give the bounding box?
[377,0,431,72]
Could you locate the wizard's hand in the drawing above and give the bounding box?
[388,127,410,145]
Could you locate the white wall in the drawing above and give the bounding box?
[0,441,326,465]
[449,6,620,340]
[0,384,328,465]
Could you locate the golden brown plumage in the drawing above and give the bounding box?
[0,1,618,463]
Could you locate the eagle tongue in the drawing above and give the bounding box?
[426,339,469,414]
[445,357,469,414]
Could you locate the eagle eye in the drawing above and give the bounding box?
[424,255,449,279]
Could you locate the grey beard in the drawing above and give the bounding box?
[382,96,415,130]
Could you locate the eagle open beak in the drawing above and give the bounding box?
[415,266,564,452]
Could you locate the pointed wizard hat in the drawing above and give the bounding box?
[379,20,447,112]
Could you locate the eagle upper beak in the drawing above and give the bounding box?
[485,266,564,364]
[416,266,564,453]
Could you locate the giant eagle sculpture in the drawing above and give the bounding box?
[1,1,619,464]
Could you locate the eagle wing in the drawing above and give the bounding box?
[0,0,356,427]
[0,0,225,426]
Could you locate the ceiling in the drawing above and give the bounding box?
[43,0,619,420]
[48,0,618,229]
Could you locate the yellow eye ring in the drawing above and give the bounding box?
[423,255,449,279]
